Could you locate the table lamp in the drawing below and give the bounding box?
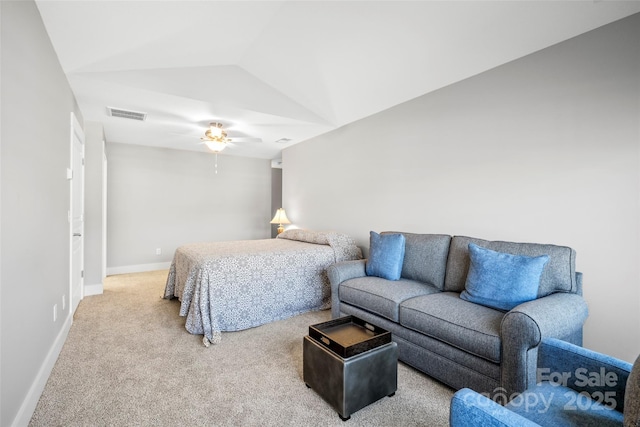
[270,208,291,234]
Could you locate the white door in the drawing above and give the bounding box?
[70,112,85,315]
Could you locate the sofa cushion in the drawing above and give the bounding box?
[399,292,503,363]
[365,231,406,280]
[339,276,440,322]
[460,243,549,311]
[444,236,576,296]
[507,383,624,426]
[382,232,451,290]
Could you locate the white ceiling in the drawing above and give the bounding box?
[35,1,640,160]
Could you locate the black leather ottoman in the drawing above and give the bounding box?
[303,316,398,420]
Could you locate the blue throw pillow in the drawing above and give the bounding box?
[365,231,406,281]
[460,243,549,311]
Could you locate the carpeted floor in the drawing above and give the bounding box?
[29,270,454,426]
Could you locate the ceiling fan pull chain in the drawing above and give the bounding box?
[215,153,218,174]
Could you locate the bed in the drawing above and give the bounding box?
[164,229,362,346]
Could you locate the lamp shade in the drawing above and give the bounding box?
[270,208,291,225]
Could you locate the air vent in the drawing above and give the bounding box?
[275,138,292,144]
[107,107,147,121]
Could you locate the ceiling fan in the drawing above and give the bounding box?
[200,122,262,153]
[200,122,228,153]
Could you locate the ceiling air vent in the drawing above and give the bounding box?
[107,107,147,121]
[275,138,292,144]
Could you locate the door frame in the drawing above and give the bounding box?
[102,139,107,282]
[69,112,85,316]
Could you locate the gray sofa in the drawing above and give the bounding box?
[327,232,589,398]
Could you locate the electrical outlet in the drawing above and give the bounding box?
[53,304,58,322]
[156,248,162,255]
[62,294,66,311]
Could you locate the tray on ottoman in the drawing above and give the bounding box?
[304,315,397,420]
[308,315,391,358]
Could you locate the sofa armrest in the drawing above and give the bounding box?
[626,355,640,426]
[538,338,631,413]
[327,259,367,318]
[500,292,588,396]
[327,259,367,285]
[450,388,540,427]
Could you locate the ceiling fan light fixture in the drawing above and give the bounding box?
[201,122,230,153]
[205,122,225,140]
[204,140,227,153]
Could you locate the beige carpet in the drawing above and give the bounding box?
[29,270,454,426]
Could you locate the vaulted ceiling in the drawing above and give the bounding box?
[35,1,640,160]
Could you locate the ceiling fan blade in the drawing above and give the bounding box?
[227,137,262,143]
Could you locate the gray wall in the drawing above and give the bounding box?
[283,13,640,362]
[84,122,106,291]
[107,143,272,271]
[1,1,83,425]
[271,167,283,238]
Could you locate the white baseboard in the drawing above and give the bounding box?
[84,282,103,296]
[106,262,171,276]
[12,313,73,427]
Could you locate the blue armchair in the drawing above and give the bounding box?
[450,338,640,427]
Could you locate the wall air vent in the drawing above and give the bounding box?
[107,107,147,121]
